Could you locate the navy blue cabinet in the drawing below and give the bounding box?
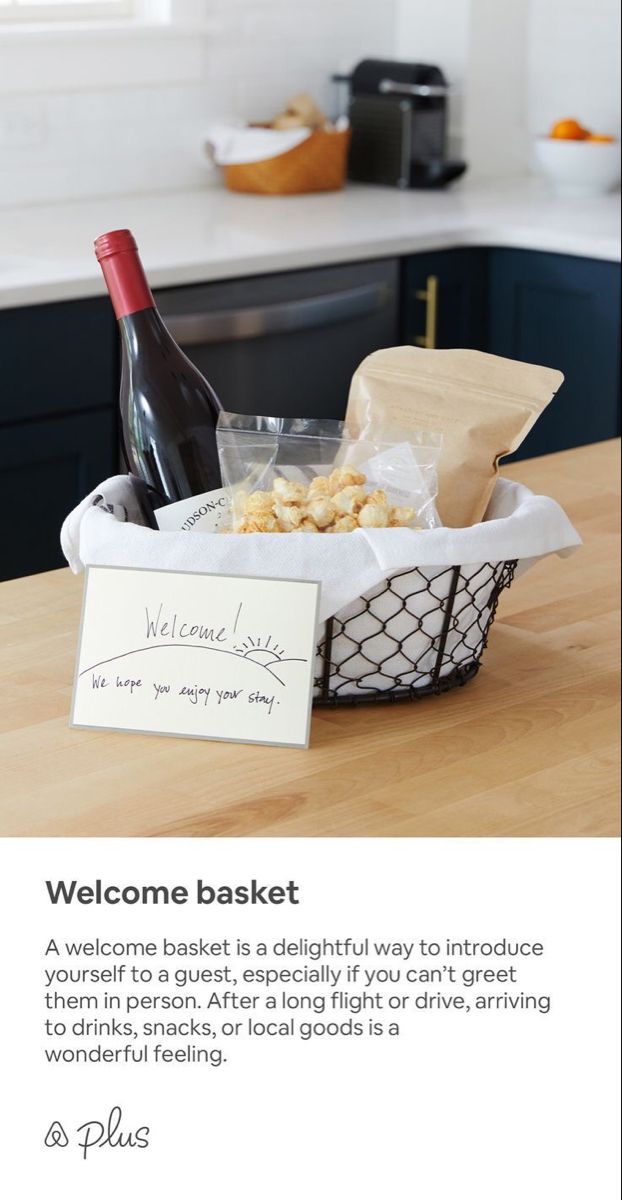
[403,246,620,461]
[402,249,488,350]
[0,297,117,581]
[1,297,116,424]
[0,410,116,580]
[488,250,621,460]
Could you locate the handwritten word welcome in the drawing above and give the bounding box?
[145,603,229,644]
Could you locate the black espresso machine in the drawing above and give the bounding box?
[334,59,467,189]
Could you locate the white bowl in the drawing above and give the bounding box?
[534,136,621,197]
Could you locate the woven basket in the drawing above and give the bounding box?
[223,129,351,195]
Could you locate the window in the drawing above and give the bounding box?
[0,0,135,20]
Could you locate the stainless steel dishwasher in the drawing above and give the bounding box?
[155,258,399,420]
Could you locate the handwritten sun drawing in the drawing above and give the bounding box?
[233,634,287,666]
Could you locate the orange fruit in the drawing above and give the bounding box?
[549,118,590,140]
[586,133,615,142]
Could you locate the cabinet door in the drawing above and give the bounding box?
[0,409,117,581]
[489,250,621,460]
[402,249,488,350]
[0,298,116,424]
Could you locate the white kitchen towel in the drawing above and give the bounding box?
[205,122,311,166]
[61,474,581,624]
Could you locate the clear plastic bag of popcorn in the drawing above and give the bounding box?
[216,413,442,534]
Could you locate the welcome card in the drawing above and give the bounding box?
[71,566,320,748]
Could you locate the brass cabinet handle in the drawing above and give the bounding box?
[414,274,439,349]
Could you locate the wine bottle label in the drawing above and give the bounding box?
[154,487,231,534]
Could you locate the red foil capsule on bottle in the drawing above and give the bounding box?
[94,229,155,320]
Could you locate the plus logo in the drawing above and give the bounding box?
[43,1107,150,1159]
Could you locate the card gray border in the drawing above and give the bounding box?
[70,563,321,750]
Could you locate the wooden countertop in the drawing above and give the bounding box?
[1,440,619,838]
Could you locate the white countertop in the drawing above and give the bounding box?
[0,177,619,310]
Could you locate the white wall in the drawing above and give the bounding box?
[527,0,621,138]
[0,0,396,206]
[464,0,530,178]
[394,0,621,178]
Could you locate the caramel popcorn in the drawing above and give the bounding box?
[328,466,365,494]
[238,513,282,534]
[306,496,337,529]
[332,485,366,515]
[274,500,302,531]
[307,475,331,497]
[358,502,391,529]
[272,478,306,505]
[245,489,273,511]
[329,515,358,533]
[231,468,418,534]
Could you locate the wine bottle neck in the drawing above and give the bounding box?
[95,229,155,320]
[119,306,170,355]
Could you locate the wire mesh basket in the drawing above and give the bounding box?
[313,560,517,705]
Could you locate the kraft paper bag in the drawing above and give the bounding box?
[346,347,564,528]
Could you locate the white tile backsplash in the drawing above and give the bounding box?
[0,0,619,207]
[0,0,396,206]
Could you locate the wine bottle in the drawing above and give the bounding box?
[95,228,222,503]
